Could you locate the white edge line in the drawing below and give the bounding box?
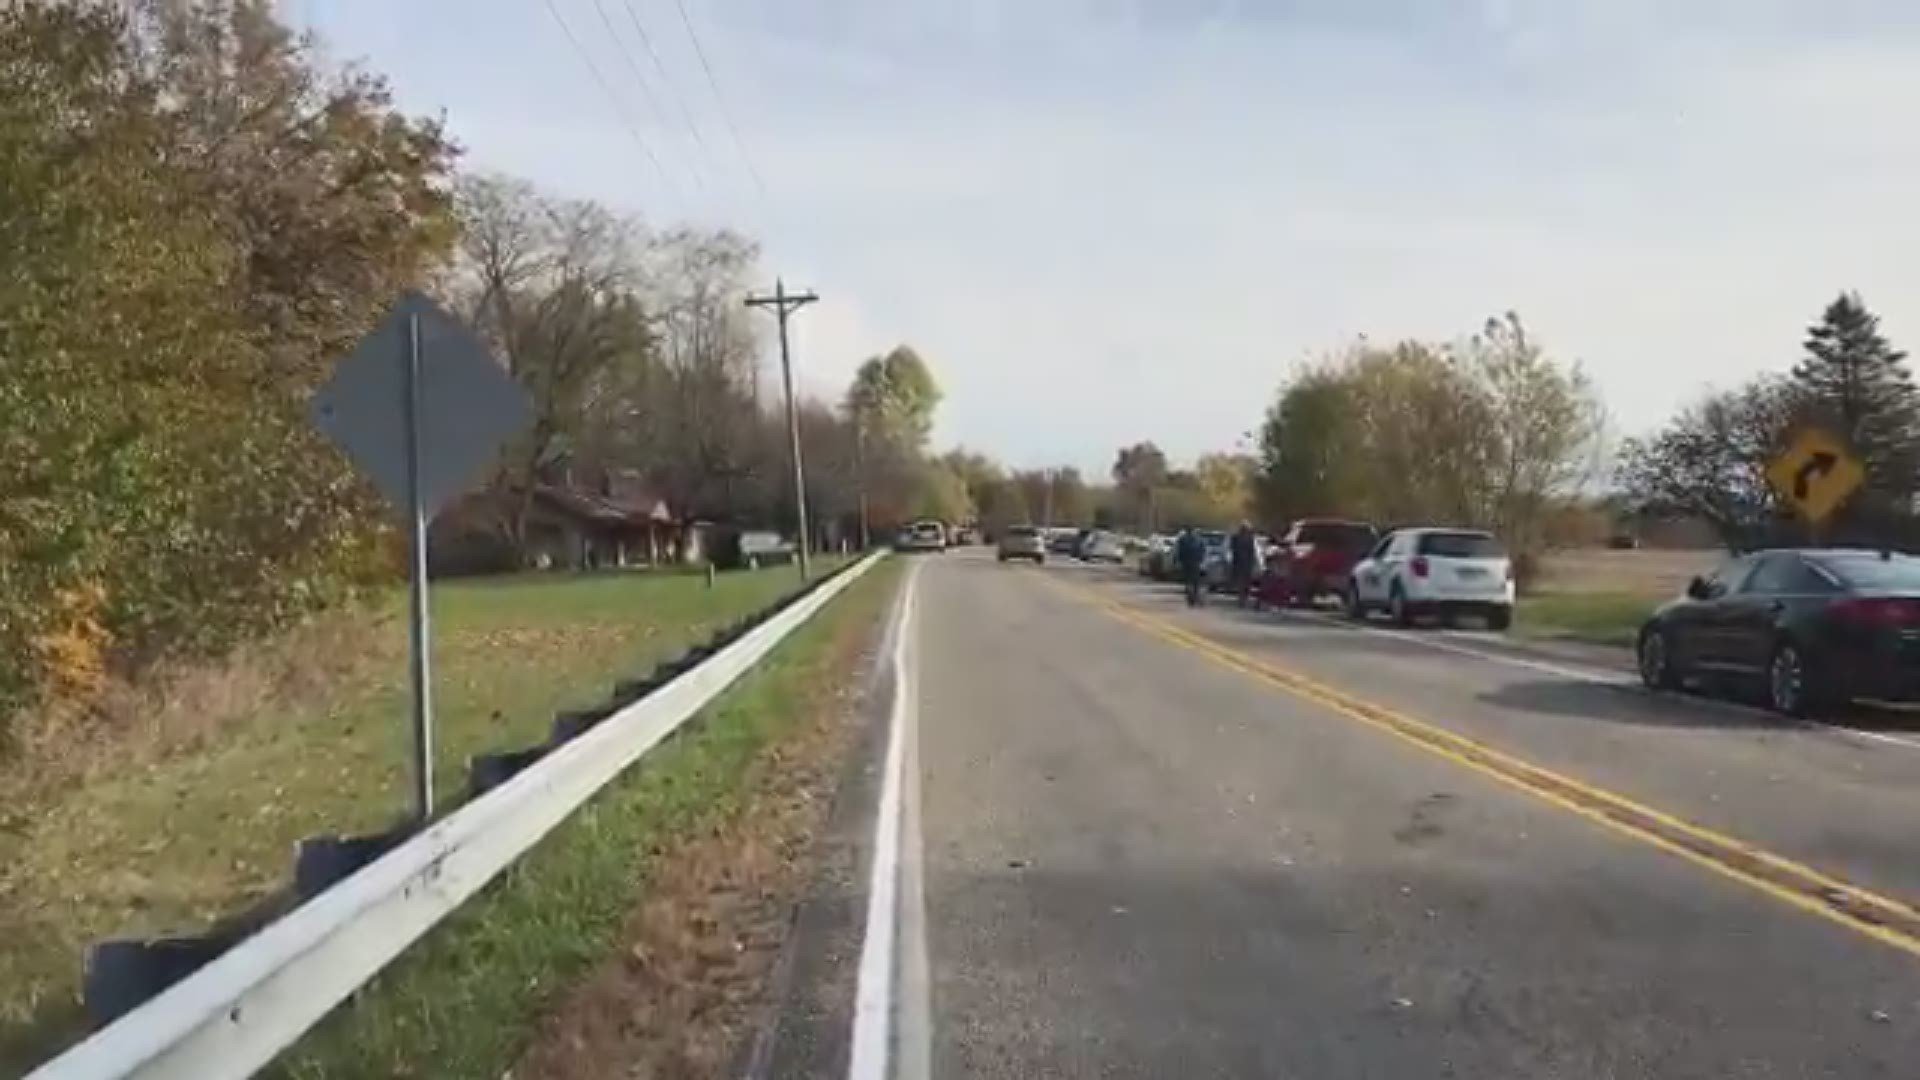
[848,562,920,1080]
[1294,609,1920,753]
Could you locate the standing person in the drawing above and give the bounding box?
[1230,521,1259,608]
[1175,527,1207,607]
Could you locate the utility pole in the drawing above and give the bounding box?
[745,278,819,579]
[853,412,871,549]
[1043,468,1056,529]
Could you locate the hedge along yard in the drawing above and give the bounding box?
[0,558,850,1072]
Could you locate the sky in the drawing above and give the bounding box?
[289,0,1920,478]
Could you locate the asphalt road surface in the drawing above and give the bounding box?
[770,549,1920,1078]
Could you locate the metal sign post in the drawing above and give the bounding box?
[311,291,530,825]
[402,310,434,820]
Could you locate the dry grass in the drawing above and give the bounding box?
[268,560,897,1079]
[0,561,844,1075]
[510,593,873,1079]
[3,607,398,809]
[1533,548,1719,598]
[1520,548,1721,647]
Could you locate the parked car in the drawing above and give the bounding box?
[1139,534,1174,578]
[1197,530,1231,590]
[1047,528,1082,555]
[997,524,1047,564]
[1347,528,1514,629]
[1265,519,1380,607]
[895,520,947,553]
[952,525,981,546]
[1636,548,1920,717]
[1080,530,1126,563]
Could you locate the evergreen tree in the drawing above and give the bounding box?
[1792,292,1919,501]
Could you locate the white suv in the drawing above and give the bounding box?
[1347,528,1515,630]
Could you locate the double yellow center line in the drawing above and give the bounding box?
[1042,573,1920,961]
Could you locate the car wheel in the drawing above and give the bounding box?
[1768,641,1826,718]
[1345,583,1366,620]
[1638,628,1678,690]
[1486,606,1512,632]
[1389,584,1413,627]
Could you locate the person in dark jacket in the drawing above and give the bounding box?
[1229,522,1259,607]
[1175,527,1207,607]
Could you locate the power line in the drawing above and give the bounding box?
[617,0,720,177]
[540,0,678,198]
[671,0,768,196]
[587,0,703,190]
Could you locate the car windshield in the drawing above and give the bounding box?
[1297,523,1376,551]
[1008,526,1037,538]
[1417,532,1504,558]
[1812,552,1920,591]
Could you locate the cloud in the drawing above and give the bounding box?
[302,0,1920,475]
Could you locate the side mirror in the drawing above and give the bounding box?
[1686,576,1712,601]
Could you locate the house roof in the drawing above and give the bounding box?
[534,485,676,527]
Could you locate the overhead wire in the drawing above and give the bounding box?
[670,0,769,197]
[617,0,721,178]
[539,0,680,200]
[586,0,704,190]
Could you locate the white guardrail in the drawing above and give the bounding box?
[31,553,885,1080]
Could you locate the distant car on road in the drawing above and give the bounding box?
[1347,528,1514,629]
[1637,548,1920,717]
[1265,519,1379,608]
[997,524,1047,564]
[1047,528,1082,556]
[896,520,947,553]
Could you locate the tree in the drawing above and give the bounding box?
[1257,367,1357,525]
[451,175,656,551]
[1,0,469,718]
[848,346,942,451]
[1195,452,1256,524]
[1469,312,1606,553]
[1111,441,1169,530]
[1618,377,1804,549]
[909,461,972,523]
[131,0,459,380]
[940,448,1006,522]
[1792,292,1919,507]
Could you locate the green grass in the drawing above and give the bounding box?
[1515,592,1657,648]
[0,558,848,1074]
[271,558,898,1078]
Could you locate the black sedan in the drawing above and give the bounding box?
[1636,548,1920,716]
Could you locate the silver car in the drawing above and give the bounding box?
[997,524,1047,563]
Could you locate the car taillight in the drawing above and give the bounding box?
[1829,597,1920,626]
[1411,556,1430,579]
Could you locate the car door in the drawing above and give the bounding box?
[1673,555,1758,670]
[1355,533,1398,604]
[1721,553,1839,673]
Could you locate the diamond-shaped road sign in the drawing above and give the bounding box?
[310,291,531,519]
[1767,427,1866,526]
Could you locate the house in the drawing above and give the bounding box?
[429,465,705,575]
[522,475,700,570]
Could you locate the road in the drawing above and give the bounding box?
[768,549,1920,1078]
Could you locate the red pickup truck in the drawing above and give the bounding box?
[1257,519,1380,608]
